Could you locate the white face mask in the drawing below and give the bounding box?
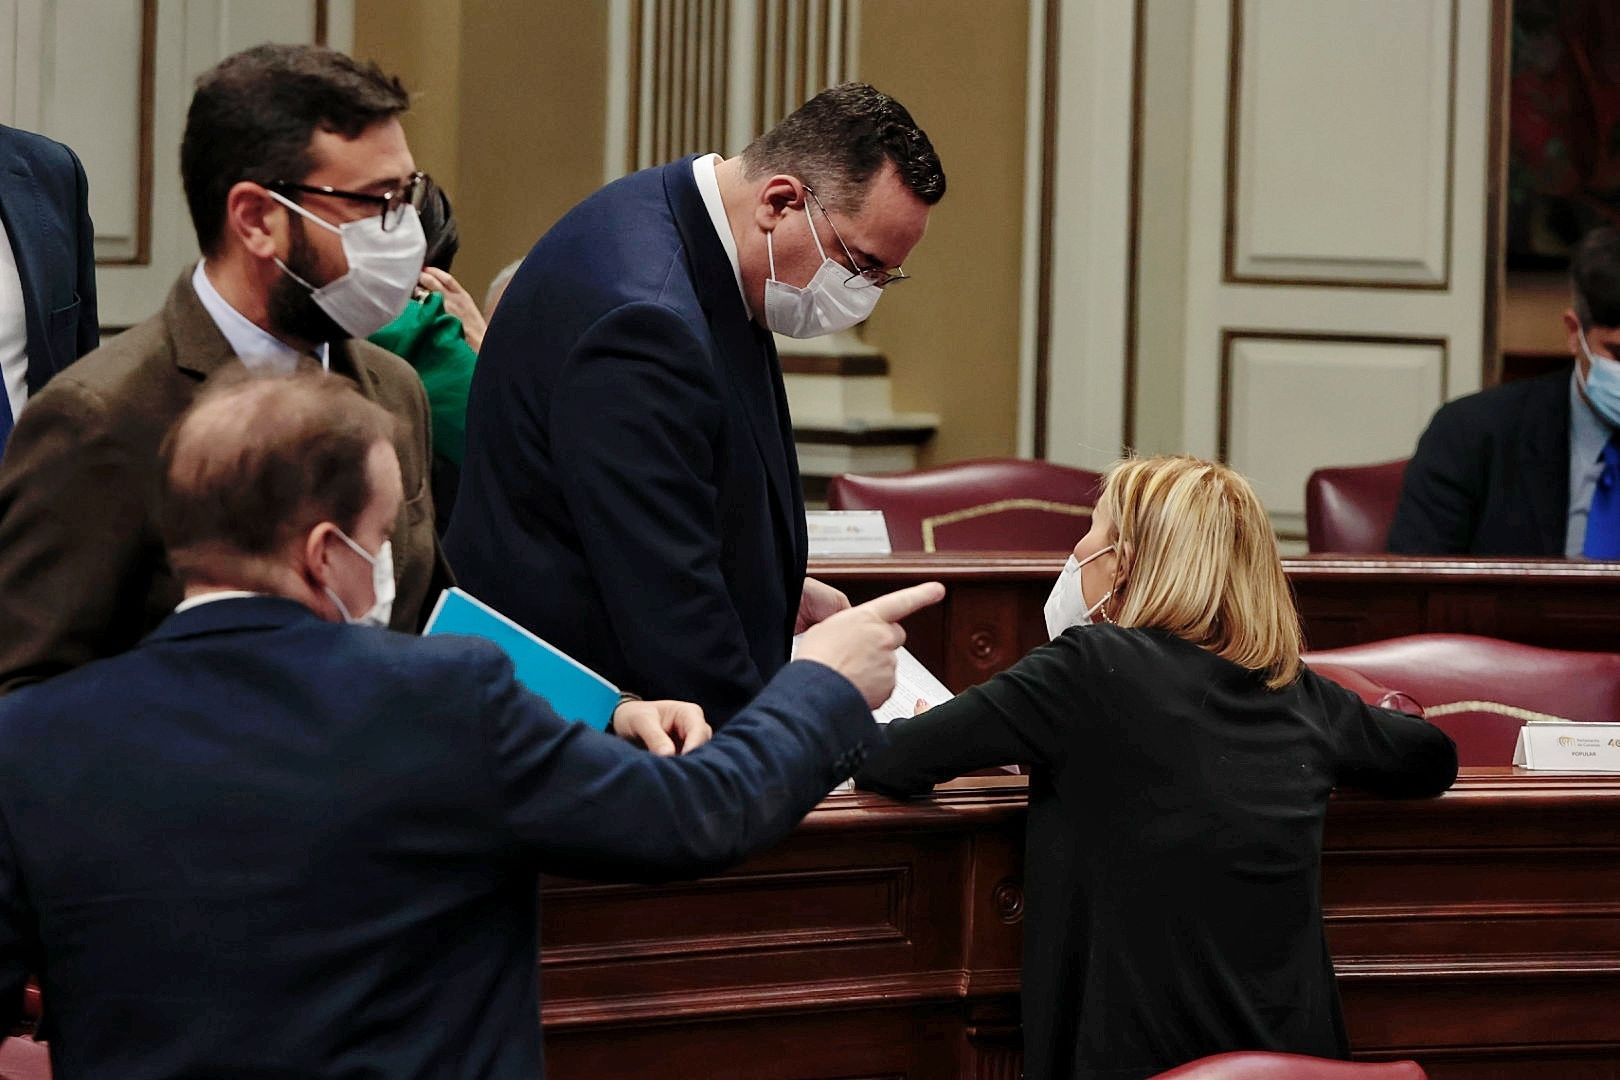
[1043,546,1114,639]
[324,530,395,628]
[762,207,882,339]
[267,190,426,339]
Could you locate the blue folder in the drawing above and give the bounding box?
[423,587,620,729]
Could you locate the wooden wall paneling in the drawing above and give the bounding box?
[811,554,1620,666]
[533,770,1620,1077]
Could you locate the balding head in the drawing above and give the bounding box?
[160,365,399,601]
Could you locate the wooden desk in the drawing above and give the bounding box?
[539,770,1620,1079]
[811,555,1620,691]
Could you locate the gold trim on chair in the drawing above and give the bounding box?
[920,499,1093,554]
[1422,700,1580,725]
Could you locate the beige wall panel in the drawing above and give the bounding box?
[857,0,1028,467]
[352,0,463,199]
[1229,0,1454,286]
[452,0,608,307]
[34,0,146,262]
[210,0,317,52]
[1224,335,1443,535]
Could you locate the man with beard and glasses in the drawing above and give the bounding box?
[0,44,452,693]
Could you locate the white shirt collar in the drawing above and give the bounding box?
[191,260,329,372]
[691,154,751,318]
[174,590,264,614]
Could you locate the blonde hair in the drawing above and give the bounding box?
[1098,455,1302,689]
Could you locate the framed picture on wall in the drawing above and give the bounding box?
[1508,0,1620,271]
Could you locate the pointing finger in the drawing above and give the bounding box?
[859,582,945,624]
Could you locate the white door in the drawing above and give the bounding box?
[1176,0,1490,541]
[2,0,355,330]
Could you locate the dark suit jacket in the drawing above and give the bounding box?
[857,626,1457,1080]
[0,125,98,394]
[0,272,452,693]
[0,596,873,1078]
[1387,371,1570,556]
[446,157,807,725]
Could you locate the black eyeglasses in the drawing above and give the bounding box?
[804,186,910,289]
[268,171,429,232]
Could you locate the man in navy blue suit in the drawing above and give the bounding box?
[0,368,941,1078]
[0,124,98,449]
[446,84,946,725]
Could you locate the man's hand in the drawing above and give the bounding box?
[795,576,851,633]
[612,699,712,756]
[795,582,946,707]
[419,267,489,353]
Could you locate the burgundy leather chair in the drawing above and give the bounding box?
[1304,634,1620,766]
[826,458,1104,552]
[1304,459,1408,554]
[1151,1052,1425,1078]
[0,1037,49,1080]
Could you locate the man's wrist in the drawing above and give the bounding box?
[610,691,642,732]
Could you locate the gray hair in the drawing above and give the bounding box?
[485,258,523,316]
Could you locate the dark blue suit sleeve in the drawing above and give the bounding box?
[67,144,97,358]
[478,649,875,880]
[1387,401,1485,555]
[0,804,34,1034]
[549,300,763,716]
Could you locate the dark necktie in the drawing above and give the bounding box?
[0,391,13,452]
[1583,435,1620,559]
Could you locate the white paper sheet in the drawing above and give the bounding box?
[871,646,954,724]
[792,635,953,725]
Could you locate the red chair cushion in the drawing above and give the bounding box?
[1151,1051,1425,1079]
[827,458,1103,552]
[1303,635,1620,766]
[1305,459,1407,554]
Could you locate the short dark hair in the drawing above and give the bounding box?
[181,44,410,256]
[740,83,945,211]
[159,367,397,584]
[418,176,459,272]
[1572,227,1620,328]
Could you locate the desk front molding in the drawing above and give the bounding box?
[539,769,1620,1079]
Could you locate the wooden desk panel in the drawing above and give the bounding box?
[812,555,1620,688]
[538,771,1620,1079]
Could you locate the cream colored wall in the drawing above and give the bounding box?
[856,0,1029,466]
[353,0,608,311]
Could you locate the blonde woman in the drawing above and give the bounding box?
[855,455,1457,1080]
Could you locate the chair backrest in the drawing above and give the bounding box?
[1150,1051,1426,1079]
[826,458,1104,552]
[1304,459,1408,553]
[1304,634,1620,766]
[0,1036,50,1080]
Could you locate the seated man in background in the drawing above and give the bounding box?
[0,368,942,1079]
[1390,226,1620,557]
[0,43,450,694]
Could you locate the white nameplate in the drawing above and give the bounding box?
[1512,723,1620,773]
[806,510,892,556]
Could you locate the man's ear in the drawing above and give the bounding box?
[224,182,285,261]
[301,523,337,590]
[751,174,804,233]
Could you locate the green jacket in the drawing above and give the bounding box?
[369,291,477,465]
